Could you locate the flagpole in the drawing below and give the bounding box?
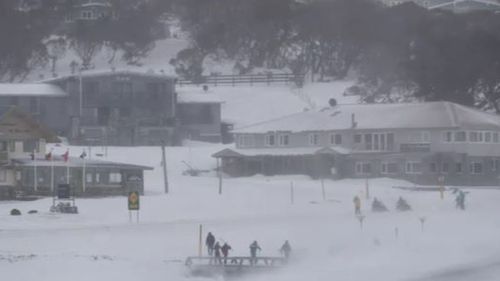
[66,161,69,184]
[82,156,86,193]
[50,155,54,193]
[33,149,37,192]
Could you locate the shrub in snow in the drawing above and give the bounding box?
[10,209,21,216]
[28,210,38,214]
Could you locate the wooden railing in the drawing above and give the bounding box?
[177,73,304,87]
[185,256,287,268]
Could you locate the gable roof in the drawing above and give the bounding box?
[232,101,500,134]
[0,107,60,143]
[0,83,67,97]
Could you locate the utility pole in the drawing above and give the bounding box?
[217,158,222,195]
[161,140,169,194]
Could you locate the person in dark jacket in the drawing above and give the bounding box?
[205,232,215,256]
[221,242,232,264]
[280,240,292,259]
[249,241,261,265]
[213,242,222,265]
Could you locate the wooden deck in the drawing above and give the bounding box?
[185,256,287,277]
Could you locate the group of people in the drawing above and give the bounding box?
[353,195,413,214]
[205,232,292,265]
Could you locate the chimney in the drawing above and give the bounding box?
[351,113,357,129]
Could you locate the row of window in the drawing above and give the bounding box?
[443,131,500,143]
[355,160,498,175]
[0,140,39,153]
[86,172,122,184]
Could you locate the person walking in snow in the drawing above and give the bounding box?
[280,240,292,260]
[249,241,261,265]
[206,232,215,256]
[353,195,361,215]
[213,242,222,265]
[221,242,232,264]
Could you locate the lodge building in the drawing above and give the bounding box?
[0,107,152,200]
[214,101,500,186]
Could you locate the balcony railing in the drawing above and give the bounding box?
[400,143,431,153]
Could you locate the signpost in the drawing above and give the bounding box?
[128,191,140,223]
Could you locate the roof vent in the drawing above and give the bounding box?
[329,98,337,107]
[203,85,209,92]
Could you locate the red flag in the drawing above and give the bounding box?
[62,150,69,162]
[45,152,52,160]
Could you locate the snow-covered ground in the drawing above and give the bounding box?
[1,143,500,281]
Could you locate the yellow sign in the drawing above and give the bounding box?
[128,191,140,210]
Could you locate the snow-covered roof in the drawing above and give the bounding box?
[40,69,176,83]
[12,157,153,170]
[213,146,349,158]
[429,0,500,10]
[0,83,67,97]
[233,101,500,134]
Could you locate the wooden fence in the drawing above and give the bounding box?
[177,73,304,87]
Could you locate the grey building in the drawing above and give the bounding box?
[214,101,500,186]
[0,83,69,135]
[44,70,178,146]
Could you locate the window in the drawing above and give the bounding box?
[86,173,93,183]
[469,162,483,174]
[362,133,393,151]
[265,134,276,146]
[491,159,500,172]
[405,161,422,174]
[442,162,449,173]
[23,140,37,153]
[485,132,492,143]
[109,172,122,183]
[237,135,255,148]
[443,131,452,142]
[309,133,319,146]
[469,131,482,142]
[430,162,437,173]
[278,134,289,146]
[0,170,6,182]
[364,134,372,150]
[456,163,463,173]
[355,162,372,175]
[330,134,342,145]
[494,132,499,143]
[354,134,362,144]
[81,10,94,19]
[9,141,15,152]
[96,173,100,183]
[454,131,466,142]
[381,162,398,174]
